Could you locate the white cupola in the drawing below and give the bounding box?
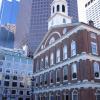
[48,0,72,30]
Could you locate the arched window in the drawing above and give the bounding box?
[49,93,54,100]
[71,41,76,56]
[72,90,78,100]
[63,92,69,100]
[72,63,77,79]
[50,52,54,65]
[53,6,55,13]
[57,5,60,12]
[45,56,49,68]
[93,62,100,78]
[96,89,100,100]
[56,49,60,63]
[56,93,61,100]
[49,37,55,45]
[62,5,65,12]
[63,45,67,60]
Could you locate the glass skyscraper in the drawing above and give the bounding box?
[15,0,79,55]
[0,0,20,24]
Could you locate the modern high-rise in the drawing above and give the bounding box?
[0,0,20,24]
[85,0,100,28]
[0,47,33,100]
[0,24,15,48]
[15,0,79,55]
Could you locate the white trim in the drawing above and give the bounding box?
[34,23,100,58]
[34,82,100,94]
[44,31,61,47]
[33,53,100,77]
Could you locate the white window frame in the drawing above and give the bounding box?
[63,28,67,34]
[44,73,47,86]
[56,49,60,63]
[63,45,67,60]
[50,71,53,85]
[49,37,55,45]
[71,41,76,57]
[93,62,100,79]
[45,56,49,68]
[56,69,60,83]
[63,93,69,100]
[40,75,43,86]
[72,63,77,80]
[36,60,39,72]
[91,42,98,55]
[72,90,78,100]
[63,66,68,82]
[96,90,100,100]
[40,58,44,70]
[50,52,54,65]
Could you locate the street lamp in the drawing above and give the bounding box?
[31,76,35,100]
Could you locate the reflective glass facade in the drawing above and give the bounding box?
[0,0,20,24]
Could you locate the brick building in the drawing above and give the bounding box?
[33,0,100,100]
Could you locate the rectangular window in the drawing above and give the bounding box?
[40,75,43,86]
[50,71,54,84]
[4,81,9,86]
[12,90,16,94]
[12,82,17,87]
[44,73,47,85]
[56,69,61,83]
[45,56,49,68]
[72,64,77,79]
[91,42,97,55]
[63,66,68,81]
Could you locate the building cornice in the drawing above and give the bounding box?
[33,53,100,77]
[34,81,100,93]
[34,24,100,58]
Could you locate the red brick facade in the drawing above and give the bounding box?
[33,23,100,100]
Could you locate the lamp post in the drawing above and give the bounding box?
[31,76,35,100]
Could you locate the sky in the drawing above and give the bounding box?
[0,0,87,22]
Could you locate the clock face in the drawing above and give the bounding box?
[0,61,3,65]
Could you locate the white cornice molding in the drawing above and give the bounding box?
[34,82,100,94]
[34,24,100,58]
[33,53,100,77]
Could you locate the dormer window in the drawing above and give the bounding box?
[49,37,55,45]
[62,5,65,12]
[57,5,60,12]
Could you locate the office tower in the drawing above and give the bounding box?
[33,0,100,99]
[0,0,20,24]
[0,24,15,48]
[85,0,100,28]
[15,0,78,55]
[0,47,33,100]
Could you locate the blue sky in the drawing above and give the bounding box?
[0,0,87,22]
